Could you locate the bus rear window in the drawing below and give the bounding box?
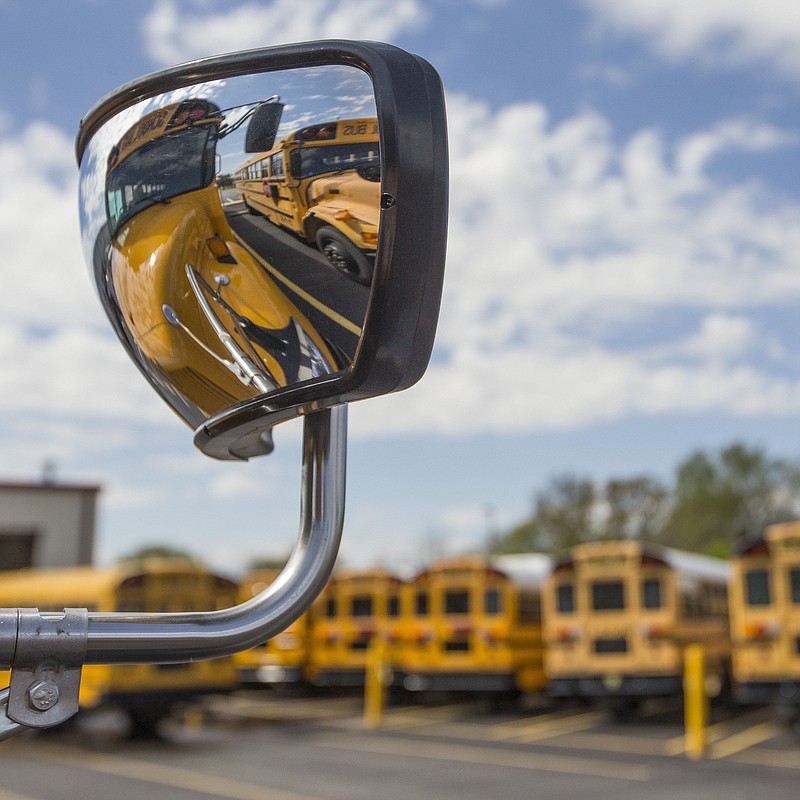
[350,595,373,617]
[592,581,625,611]
[744,569,771,606]
[444,590,470,615]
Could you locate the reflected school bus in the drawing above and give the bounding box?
[399,554,551,696]
[234,118,380,285]
[104,100,338,424]
[543,540,730,717]
[0,560,238,735]
[308,568,404,687]
[729,521,800,726]
[234,570,312,688]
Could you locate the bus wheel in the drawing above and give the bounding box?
[125,707,165,739]
[315,227,372,285]
[244,199,258,215]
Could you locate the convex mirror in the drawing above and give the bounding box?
[77,42,447,459]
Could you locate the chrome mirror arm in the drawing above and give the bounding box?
[84,405,346,664]
[0,406,346,736]
[0,690,27,741]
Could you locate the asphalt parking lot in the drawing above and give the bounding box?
[0,692,798,799]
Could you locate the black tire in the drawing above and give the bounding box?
[315,226,373,285]
[126,707,166,739]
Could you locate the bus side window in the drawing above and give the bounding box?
[325,596,337,618]
[289,151,301,180]
[485,588,501,615]
[556,582,575,613]
[642,578,662,610]
[271,153,284,179]
[744,569,771,606]
[415,591,429,617]
[388,594,400,617]
[790,568,800,604]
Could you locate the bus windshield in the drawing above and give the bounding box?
[106,126,216,234]
[297,142,379,180]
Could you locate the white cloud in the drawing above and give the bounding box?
[582,0,800,77]
[348,92,800,438]
[3,79,800,474]
[142,0,427,65]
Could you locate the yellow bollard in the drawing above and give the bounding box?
[683,644,707,759]
[364,636,387,729]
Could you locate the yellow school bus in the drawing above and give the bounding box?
[543,540,730,717]
[0,560,238,735]
[308,568,403,687]
[105,100,338,424]
[399,554,551,696]
[234,118,380,284]
[729,521,800,725]
[234,570,312,688]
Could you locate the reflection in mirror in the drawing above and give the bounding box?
[79,66,379,442]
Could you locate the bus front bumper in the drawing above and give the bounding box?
[735,680,800,705]
[549,674,681,698]
[403,671,517,693]
[238,665,304,685]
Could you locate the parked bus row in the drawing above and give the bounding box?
[0,521,798,732]
[240,521,800,725]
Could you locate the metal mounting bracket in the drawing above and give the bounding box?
[6,608,88,728]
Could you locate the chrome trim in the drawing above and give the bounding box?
[83,405,346,663]
[0,689,27,741]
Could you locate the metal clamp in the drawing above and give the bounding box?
[7,608,88,728]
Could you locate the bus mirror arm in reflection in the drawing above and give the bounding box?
[0,406,346,739]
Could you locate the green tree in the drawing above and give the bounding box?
[599,476,669,542]
[658,442,800,556]
[490,474,597,556]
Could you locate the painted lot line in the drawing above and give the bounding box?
[32,742,321,800]
[206,693,358,722]
[488,710,603,743]
[353,704,466,731]
[347,708,604,742]
[314,731,652,782]
[233,233,362,336]
[530,706,775,759]
[729,747,800,770]
[709,722,781,759]
[0,790,41,800]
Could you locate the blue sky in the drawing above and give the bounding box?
[2,0,800,575]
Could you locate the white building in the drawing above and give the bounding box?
[0,482,100,570]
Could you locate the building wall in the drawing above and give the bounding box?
[0,483,100,569]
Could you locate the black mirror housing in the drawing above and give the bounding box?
[244,100,284,153]
[76,41,447,460]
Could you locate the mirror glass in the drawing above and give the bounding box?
[79,66,379,430]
